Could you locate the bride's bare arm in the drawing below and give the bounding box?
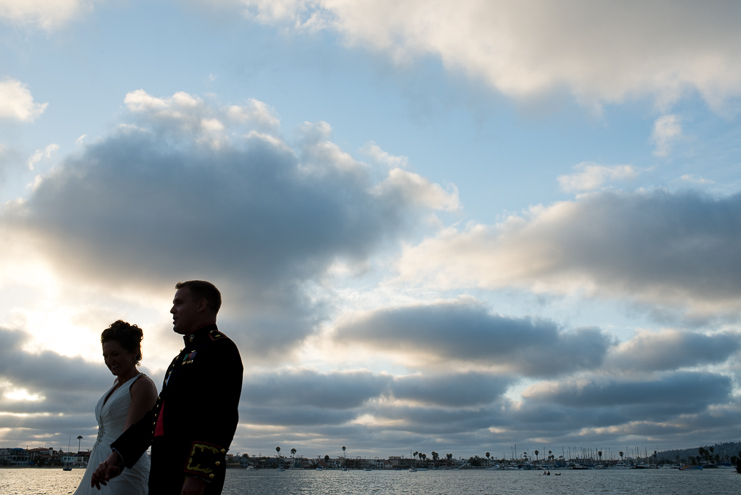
[124,375,158,431]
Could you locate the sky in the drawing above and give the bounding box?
[1,0,741,461]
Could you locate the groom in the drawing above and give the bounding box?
[92,280,243,495]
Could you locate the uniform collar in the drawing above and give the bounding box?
[184,323,218,345]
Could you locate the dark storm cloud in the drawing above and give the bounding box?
[605,329,741,371]
[335,299,613,376]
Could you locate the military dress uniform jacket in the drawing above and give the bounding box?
[111,324,243,495]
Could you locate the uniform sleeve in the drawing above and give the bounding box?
[181,337,243,482]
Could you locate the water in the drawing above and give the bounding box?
[1,468,739,495]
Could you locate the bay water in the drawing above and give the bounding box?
[2,467,739,494]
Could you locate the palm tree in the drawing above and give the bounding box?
[76,435,83,452]
[598,451,602,464]
[485,452,490,467]
[342,446,347,469]
[291,448,297,468]
[534,450,539,463]
[619,451,624,461]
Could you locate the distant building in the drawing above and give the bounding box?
[27,447,58,466]
[0,448,30,465]
[62,451,90,467]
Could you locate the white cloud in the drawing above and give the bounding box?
[0,79,48,122]
[359,141,409,168]
[372,168,459,212]
[226,98,280,128]
[681,174,714,185]
[0,0,91,29]
[395,189,741,317]
[232,0,741,110]
[652,114,683,156]
[558,162,638,192]
[26,144,59,171]
[123,90,281,149]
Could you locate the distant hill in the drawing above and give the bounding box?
[657,441,741,463]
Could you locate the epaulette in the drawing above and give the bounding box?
[209,329,226,341]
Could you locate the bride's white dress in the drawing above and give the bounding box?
[74,374,150,495]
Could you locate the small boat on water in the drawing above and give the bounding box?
[63,466,73,471]
[679,465,702,470]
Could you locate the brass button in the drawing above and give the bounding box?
[220,449,226,454]
[215,461,221,466]
[209,474,215,479]
[153,422,156,426]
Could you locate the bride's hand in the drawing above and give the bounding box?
[90,452,123,489]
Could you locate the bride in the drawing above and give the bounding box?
[75,320,157,494]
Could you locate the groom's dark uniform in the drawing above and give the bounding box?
[111,324,243,494]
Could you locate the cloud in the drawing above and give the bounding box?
[0,90,453,360]
[652,114,683,156]
[242,369,391,409]
[359,141,409,168]
[123,90,280,148]
[0,0,92,29]
[524,372,732,418]
[557,162,638,192]
[372,168,459,212]
[0,79,48,122]
[233,0,741,110]
[0,324,163,448]
[334,298,613,376]
[26,144,59,171]
[605,329,741,372]
[396,189,741,317]
[390,372,512,408]
[681,174,714,184]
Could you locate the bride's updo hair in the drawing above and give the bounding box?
[101,320,144,365]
